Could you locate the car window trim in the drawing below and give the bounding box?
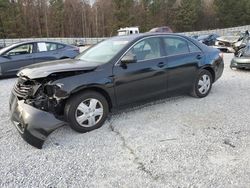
[137,56,166,63]
[115,35,202,66]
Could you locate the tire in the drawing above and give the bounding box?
[60,57,69,59]
[64,91,109,133]
[190,69,212,98]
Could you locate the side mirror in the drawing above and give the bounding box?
[120,54,137,65]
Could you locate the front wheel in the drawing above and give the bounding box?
[190,69,212,98]
[65,91,109,133]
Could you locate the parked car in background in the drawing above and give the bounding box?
[74,39,85,47]
[9,33,224,148]
[231,37,250,69]
[149,26,173,33]
[214,32,245,52]
[0,41,80,77]
[117,27,139,36]
[214,31,249,53]
[197,34,219,46]
[190,35,199,39]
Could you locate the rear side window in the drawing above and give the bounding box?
[163,37,189,56]
[57,44,65,49]
[37,42,63,52]
[188,41,201,53]
[46,42,57,51]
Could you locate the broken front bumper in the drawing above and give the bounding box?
[9,91,65,149]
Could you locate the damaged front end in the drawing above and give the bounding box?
[9,76,68,148]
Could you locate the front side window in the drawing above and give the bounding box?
[5,44,33,56]
[163,37,189,56]
[127,37,162,61]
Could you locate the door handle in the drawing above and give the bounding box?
[157,62,165,68]
[196,54,202,60]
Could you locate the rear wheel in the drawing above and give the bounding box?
[65,91,109,133]
[190,69,212,98]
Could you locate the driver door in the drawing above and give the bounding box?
[1,43,35,76]
[113,37,167,106]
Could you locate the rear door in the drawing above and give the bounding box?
[0,43,35,76]
[113,37,168,106]
[163,36,203,93]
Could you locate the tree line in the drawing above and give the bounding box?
[0,0,249,38]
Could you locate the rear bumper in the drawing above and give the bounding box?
[9,92,65,149]
[231,57,250,69]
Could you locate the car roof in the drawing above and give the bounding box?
[110,33,212,52]
[111,32,202,44]
[112,33,188,40]
[10,40,67,46]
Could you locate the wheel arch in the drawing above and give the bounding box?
[70,87,113,111]
[202,66,215,83]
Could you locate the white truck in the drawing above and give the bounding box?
[117,27,139,36]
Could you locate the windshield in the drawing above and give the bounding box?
[76,38,129,64]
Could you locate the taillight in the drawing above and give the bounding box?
[74,47,80,53]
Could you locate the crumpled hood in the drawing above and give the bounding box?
[18,59,98,79]
[216,36,240,43]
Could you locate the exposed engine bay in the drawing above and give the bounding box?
[13,71,89,118]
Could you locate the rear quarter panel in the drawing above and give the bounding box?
[203,48,224,82]
[60,47,79,59]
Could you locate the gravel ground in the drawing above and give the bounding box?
[0,53,249,187]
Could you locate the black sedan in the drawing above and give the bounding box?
[197,34,219,46]
[9,33,224,148]
[0,41,80,77]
